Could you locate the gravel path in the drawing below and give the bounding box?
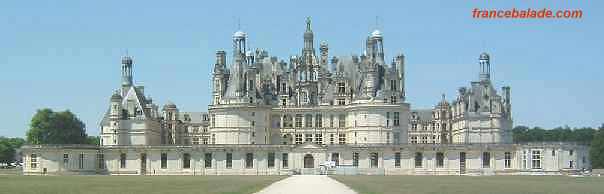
[254,175,358,194]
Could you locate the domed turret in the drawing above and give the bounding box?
[164,101,177,109]
[233,30,247,39]
[371,29,383,38]
[110,93,122,102]
[480,52,490,60]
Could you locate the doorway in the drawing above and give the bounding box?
[459,152,466,174]
[304,154,314,168]
[140,153,147,175]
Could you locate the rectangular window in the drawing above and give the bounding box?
[415,152,423,168]
[305,114,312,128]
[226,153,232,168]
[193,137,199,145]
[282,153,289,168]
[30,154,38,169]
[370,153,379,168]
[305,134,313,142]
[338,114,346,128]
[97,153,105,169]
[315,134,323,144]
[386,112,390,127]
[161,153,167,169]
[330,115,334,128]
[78,153,85,169]
[316,114,323,128]
[295,114,303,128]
[522,151,528,169]
[245,153,254,168]
[393,112,400,126]
[353,152,359,167]
[531,150,541,169]
[204,153,212,168]
[338,134,346,144]
[295,134,303,144]
[211,114,216,127]
[268,153,275,168]
[63,153,69,168]
[504,152,512,168]
[394,152,401,168]
[436,152,444,168]
[482,152,491,168]
[120,153,126,168]
[337,82,346,94]
[337,99,345,106]
[183,153,191,169]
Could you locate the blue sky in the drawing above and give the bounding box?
[0,0,602,137]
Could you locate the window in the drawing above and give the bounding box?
[393,112,400,126]
[436,152,444,168]
[295,134,303,144]
[338,134,346,144]
[183,153,191,169]
[305,134,313,142]
[394,152,401,168]
[330,134,335,144]
[415,152,423,168]
[482,152,491,168]
[552,150,556,157]
[211,134,216,144]
[353,152,359,167]
[331,153,340,166]
[97,153,105,169]
[245,153,254,168]
[78,153,85,169]
[161,153,167,169]
[30,154,38,169]
[315,134,323,144]
[268,153,275,168]
[120,153,126,168]
[295,114,303,128]
[63,154,69,168]
[390,96,397,104]
[504,152,512,168]
[337,99,345,106]
[569,150,574,156]
[386,112,390,127]
[569,160,574,168]
[283,115,293,128]
[226,153,232,168]
[411,123,417,131]
[282,99,287,106]
[411,136,418,144]
[338,114,346,128]
[522,151,528,169]
[193,137,199,145]
[330,115,334,127]
[316,114,323,128]
[370,153,379,168]
[337,82,345,94]
[531,150,541,169]
[305,114,312,127]
[211,114,215,127]
[204,153,212,168]
[390,80,396,91]
[282,153,289,168]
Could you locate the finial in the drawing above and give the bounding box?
[442,93,446,101]
[306,17,311,31]
[237,17,241,30]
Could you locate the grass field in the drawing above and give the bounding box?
[332,175,604,194]
[0,175,284,194]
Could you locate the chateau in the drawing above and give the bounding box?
[21,19,589,175]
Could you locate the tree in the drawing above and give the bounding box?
[86,136,100,145]
[26,108,88,144]
[590,129,604,168]
[0,137,25,164]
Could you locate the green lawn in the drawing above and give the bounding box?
[0,175,284,194]
[332,175,604,194]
